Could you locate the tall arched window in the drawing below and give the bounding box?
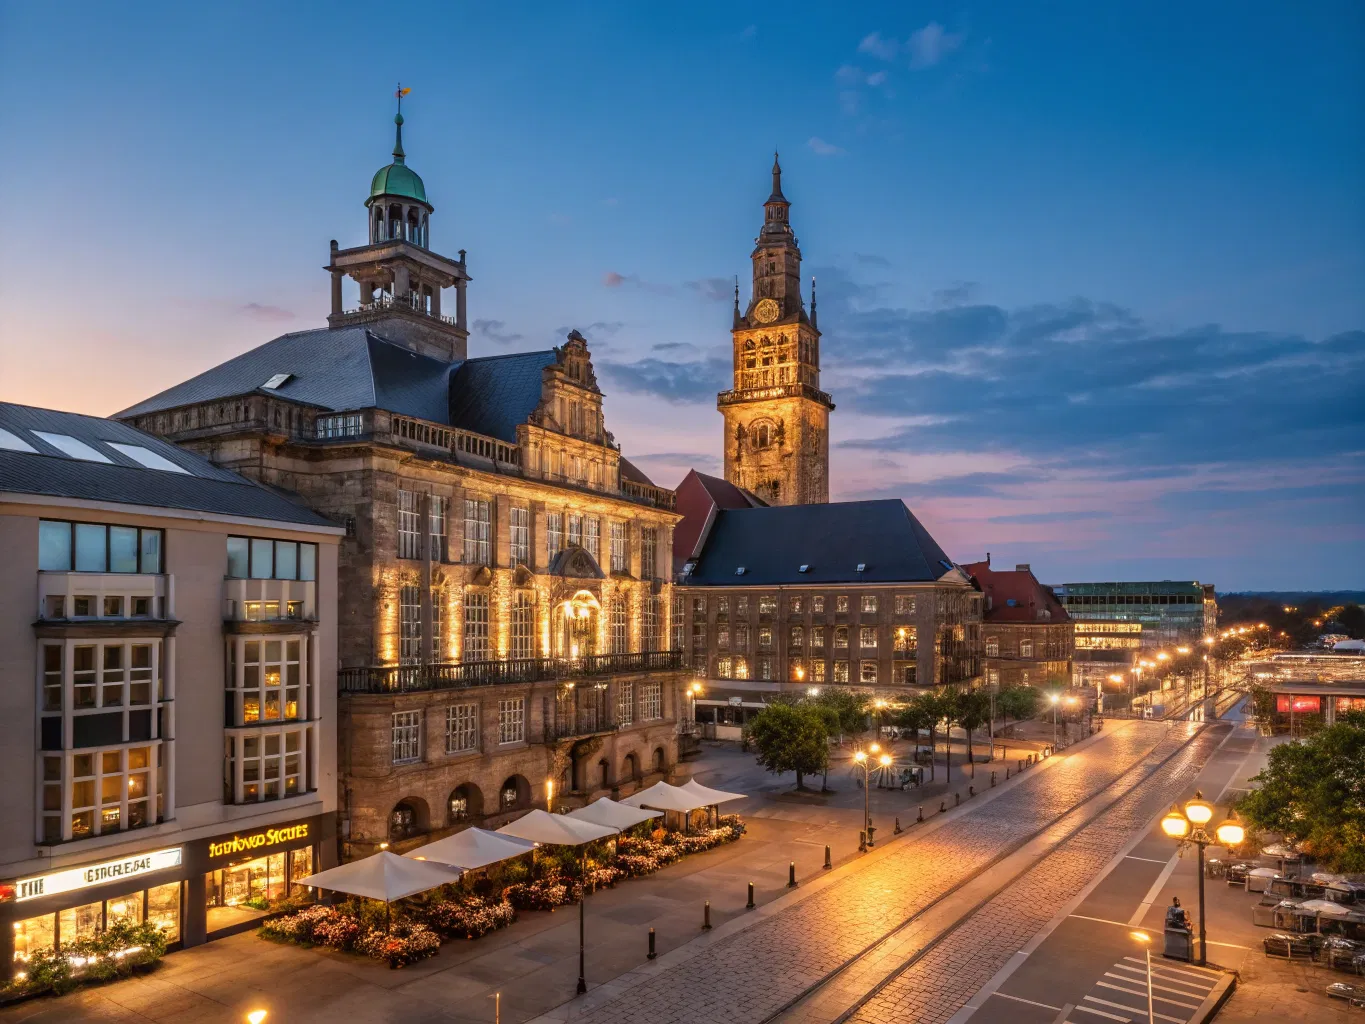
[753,422,774,450]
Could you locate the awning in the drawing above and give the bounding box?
[678,778,747,805]
[404,827,536,871]
[1297,899,1353,918]
[620,782,704,813]
[568,798,662,830]
[295,851,460,902]
[497,809,617,846]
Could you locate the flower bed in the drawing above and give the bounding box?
[615,816,745,877]
[3,921,170,999]
[355,922,442,968]
[421,895,517,940]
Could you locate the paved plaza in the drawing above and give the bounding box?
[1,720,1238,1024]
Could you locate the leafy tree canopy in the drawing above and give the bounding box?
[1238,714,1365,872]
[997,685,1042,722]
[744,703,830,789]
[811,688,869,738]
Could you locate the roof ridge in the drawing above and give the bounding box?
[462,349,557,364]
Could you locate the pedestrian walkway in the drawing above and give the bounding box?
[535,721,1190,1024]
[1067,955,1219,1024]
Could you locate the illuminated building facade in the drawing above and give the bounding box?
[1053,581,1218,647]
[119,110,687,859]
[961,559,1072,689]
[675,500,982,726]
[718,156,833,506]
[0,403,342,971]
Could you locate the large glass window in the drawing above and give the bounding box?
[463,498,491,565]
[445,703,479,754]
[860,627,878,649]
[568,514,583,548]
[399,586,421,666]
[226,536,317,580]
[40,520,163,573]
[610,594,629,654]
[463,589,490,662]
[610,522,627,573]
[640,527,657,579]
[498,698,525,744]
[392,711,422,764]
[237,639,302,723]
[510,591,534,659]
[584,517,600,562]
[547,513,564,557]
[224,727,309,803]
[397,489,421,559]
[60,745,155,840]
[617,682,634,727]
[510,506,530,566]
[643,594,662,652]
[641,682,662,720]
[896,594,916,616]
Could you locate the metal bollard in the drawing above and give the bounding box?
[703,900,712,930]
[867,825,876,848]
[917,805,924,823]
[746,881,755,909]
[824,845,832,869]
[1006,766,1011,779]
[954,792,960,807]
[648,927,657,959]
[894,817,903,834]
[991,770,997,787]
[939,800,946,813]
[969,785,975,798]
[788,861,797,888]
[859,830,867,852]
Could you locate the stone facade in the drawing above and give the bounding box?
[719,156,833,506]
[120,114,690,858]
[962,560,1074,690]
[676,582,982,698]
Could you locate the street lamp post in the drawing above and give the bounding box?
[1160,793,1245,965]
[1130,932,1155,1024]
[852,746,892,847]
[1049,692,1060,747]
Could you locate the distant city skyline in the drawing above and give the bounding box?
[1,2,1361,590]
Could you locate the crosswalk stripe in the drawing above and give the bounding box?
[1084,994,1185,1023]
[1120,955,1218,983]
[1072,1004,1132,1022]
[1109,964,1212,994]
[1102,973,1203,1005]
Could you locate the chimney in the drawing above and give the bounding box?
[986,551,991,566]
[1015,563,1031,573]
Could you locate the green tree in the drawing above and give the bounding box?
[1237,714,1365,872]
[893,699,932,757]
[812,688,869,744]
[908,691,946,781]
[1245,683,1277,730]
[744,703,830,790]
[997,685,1041,726]
[956,690,993,776]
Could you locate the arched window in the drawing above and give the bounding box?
[753,422,774,450]
[500,775,528,811]
[653,747,666,771]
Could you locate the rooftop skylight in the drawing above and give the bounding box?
[263,373,294,390]
[0,427,37,454]
[32,431,113,464]
[106,442,191,474]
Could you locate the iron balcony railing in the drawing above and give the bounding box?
[339,649,683,694]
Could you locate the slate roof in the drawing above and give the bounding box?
[116,326,456,424]
[683,499,957,586]
[0,402,336,528]
[961,560,1070,623]
[447,350,558,444]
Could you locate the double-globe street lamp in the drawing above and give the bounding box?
[853,744,892,848]
[1160,791,1245,965]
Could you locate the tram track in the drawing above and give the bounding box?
[760,722,1224,1024]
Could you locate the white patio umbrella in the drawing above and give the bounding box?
[295,851,461,929]
[497,810,617,995]
[569,798,662,831]
[677,778,747,828]
[404,827,536,871]
[620,782,702,812]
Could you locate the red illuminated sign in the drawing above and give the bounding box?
[1276,695,1320,713]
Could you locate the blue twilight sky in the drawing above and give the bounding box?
[1,2,1362,590]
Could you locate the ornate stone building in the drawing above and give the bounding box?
[120,108,688,858]
[961,559,1073,689]
[719,156,833,506]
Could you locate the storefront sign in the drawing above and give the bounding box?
[1336,697,1365,713]
[10,847,183,902]
[207,822,310,860]
[1276,695,1321,713]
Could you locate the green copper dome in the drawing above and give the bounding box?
[367,113,430,206]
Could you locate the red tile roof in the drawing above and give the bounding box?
[671,469,766,573]
[962,559,1070,624]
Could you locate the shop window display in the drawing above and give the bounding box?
[205,846,311,934]
[12,883,184,973]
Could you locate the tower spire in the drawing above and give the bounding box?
[392,83,411,163]
[769,150,785,202]
[810,275,818,330]
[733,275,742,329]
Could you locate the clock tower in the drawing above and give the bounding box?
[719,155,833,505]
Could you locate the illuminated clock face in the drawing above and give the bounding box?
[753,298,780,324]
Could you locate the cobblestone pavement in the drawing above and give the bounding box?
[846,726,1224,1024]
[554,721,1195,1024]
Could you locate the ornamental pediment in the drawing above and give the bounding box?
[547,544,605,580]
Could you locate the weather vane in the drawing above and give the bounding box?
[395,82,411,115]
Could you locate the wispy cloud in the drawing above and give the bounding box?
[908,22,965,69]
[987,510,1113,525]
[686,277,733,302]
[602,271,674,295]
[472,318,523,346]
[599,353,731,404]
[807,137,844,156]
[238,303,295,323]
[857,31,901,61]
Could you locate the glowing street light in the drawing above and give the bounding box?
[247,1012,268,1024]
[1158,792,1242,965]
[1130,932,1155,1024]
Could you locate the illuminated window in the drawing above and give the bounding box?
[833,661,849,683]
[810,660,826,683]
[985,637,999,657]
[510,592,535,659]
[445,703,479,754]
[894,626,917,654]
[861,595,878,614]
[547,513,564,557]
[610,522,628,573]
[896,595,915,616]
[717,656,732,678]
[641,682,662,720]
[790,596,803,614]
[463,498,491,566]
[617,682,634,727]
[510,506,530,566]
[757,657,774,681]
[498,699,525,744]
[860,661,878,684]
[834,626,849,649]
[399,586,421,665]
[397,490,421,559]
[610,594,629,654]
[463,590,490,662]
[225,727,307,802]
[812,596,825,613]
[836,596,849,613]
[641,527,658,578]
[790,626,804,648]
[758,595,777,616]
[1020,639,1034,658]
[391,712,422,764]
[860,627,878,649]
[758,627,773,649]
[235,639,302,723]
[643,594,662,652]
